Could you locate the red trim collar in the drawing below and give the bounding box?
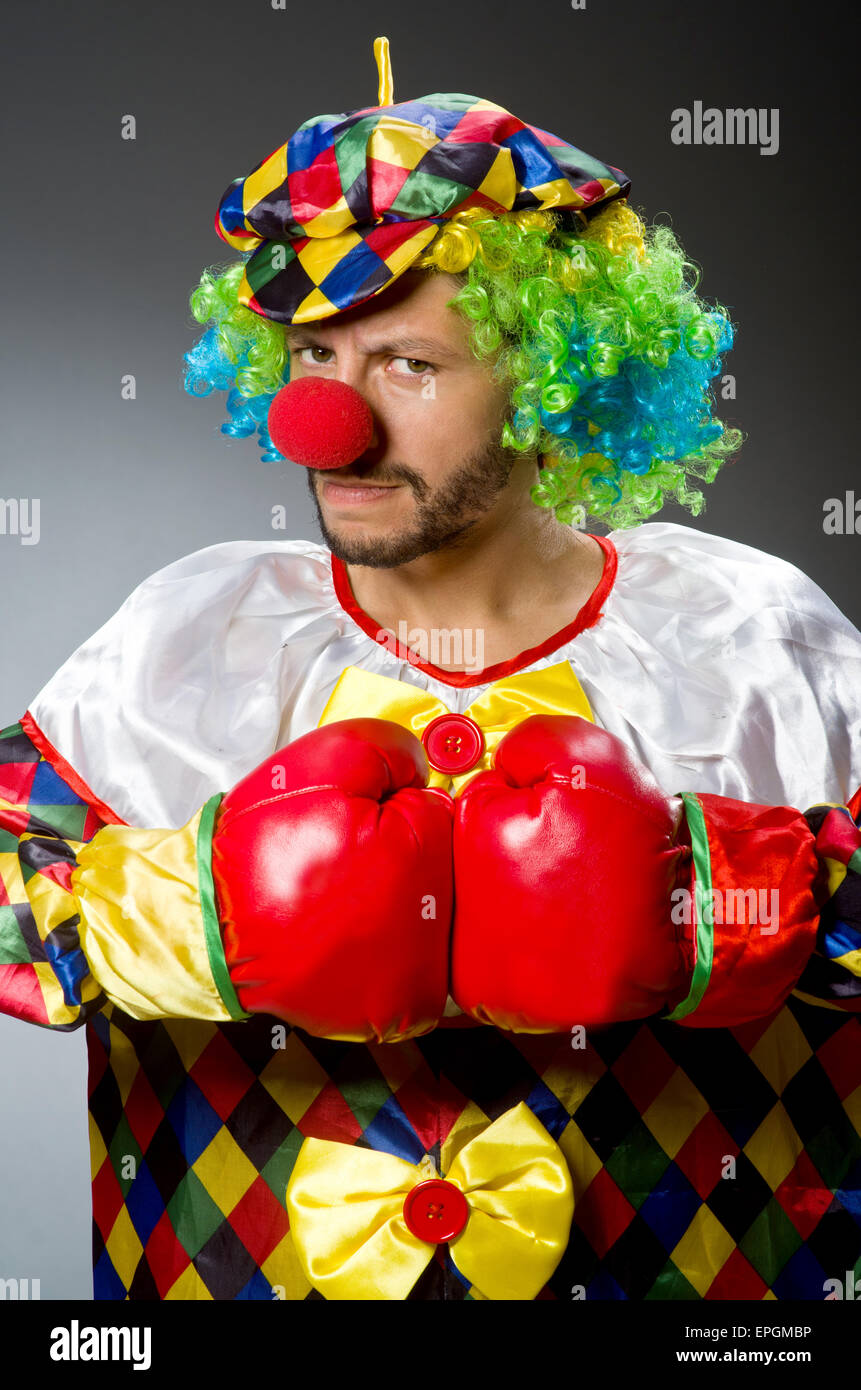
[330,534,617,689]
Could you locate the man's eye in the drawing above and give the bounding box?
[391,357,433,375]
[297,346,333,364]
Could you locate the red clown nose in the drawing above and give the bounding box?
[267,378,375,469]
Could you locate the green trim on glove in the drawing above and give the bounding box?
[197,793,252,1022]
[662,792,715,1022]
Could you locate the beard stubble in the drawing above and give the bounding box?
[307,431,520,568]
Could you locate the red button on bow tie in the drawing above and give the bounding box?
[421,714,485,775]
[402,1179,469,1244]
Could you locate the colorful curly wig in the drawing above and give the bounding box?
[183,198,741,529]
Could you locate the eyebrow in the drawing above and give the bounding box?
[284,329,461,361]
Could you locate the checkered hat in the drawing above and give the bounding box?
[214,37,631,325]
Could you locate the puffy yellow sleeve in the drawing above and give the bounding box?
[0,720,247,1027]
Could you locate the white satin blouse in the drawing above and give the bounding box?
[27,522,861,829]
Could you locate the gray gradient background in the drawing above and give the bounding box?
[0,0,857,1299]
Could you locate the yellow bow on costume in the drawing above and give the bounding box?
[318,661,594,795]
[285,1103,574,1300]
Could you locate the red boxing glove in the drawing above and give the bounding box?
[452,715,690,1030]
[212,719,454,1043]
[452,715,822,1031]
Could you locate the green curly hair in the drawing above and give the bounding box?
[183,198,742,529]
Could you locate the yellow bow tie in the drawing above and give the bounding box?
[318,661,594,795]
[285,1102,574,1300]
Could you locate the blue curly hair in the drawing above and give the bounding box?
[183,198,742,528]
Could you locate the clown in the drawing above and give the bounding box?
[1,38,859,1301]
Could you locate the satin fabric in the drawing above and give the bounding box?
[213,76,630,325]
[666,791,822,1027]
[72,805,239,1022]
[27,523,861,830]
[285,1102,574,1300]
[318,661,594,795]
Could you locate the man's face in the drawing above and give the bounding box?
[285,269,523,568]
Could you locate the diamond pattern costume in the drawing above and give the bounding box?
[1,523,859,1299]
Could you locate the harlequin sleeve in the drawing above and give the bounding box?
[663,786,861,1027]
[788,796,861,1013]
[0,719,247,1029]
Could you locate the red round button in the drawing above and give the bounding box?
[421,714,485,775]
[402,1179,469,1244]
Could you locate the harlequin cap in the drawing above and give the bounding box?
[214,37,631,326]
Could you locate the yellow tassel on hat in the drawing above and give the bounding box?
[374,36,394,105]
